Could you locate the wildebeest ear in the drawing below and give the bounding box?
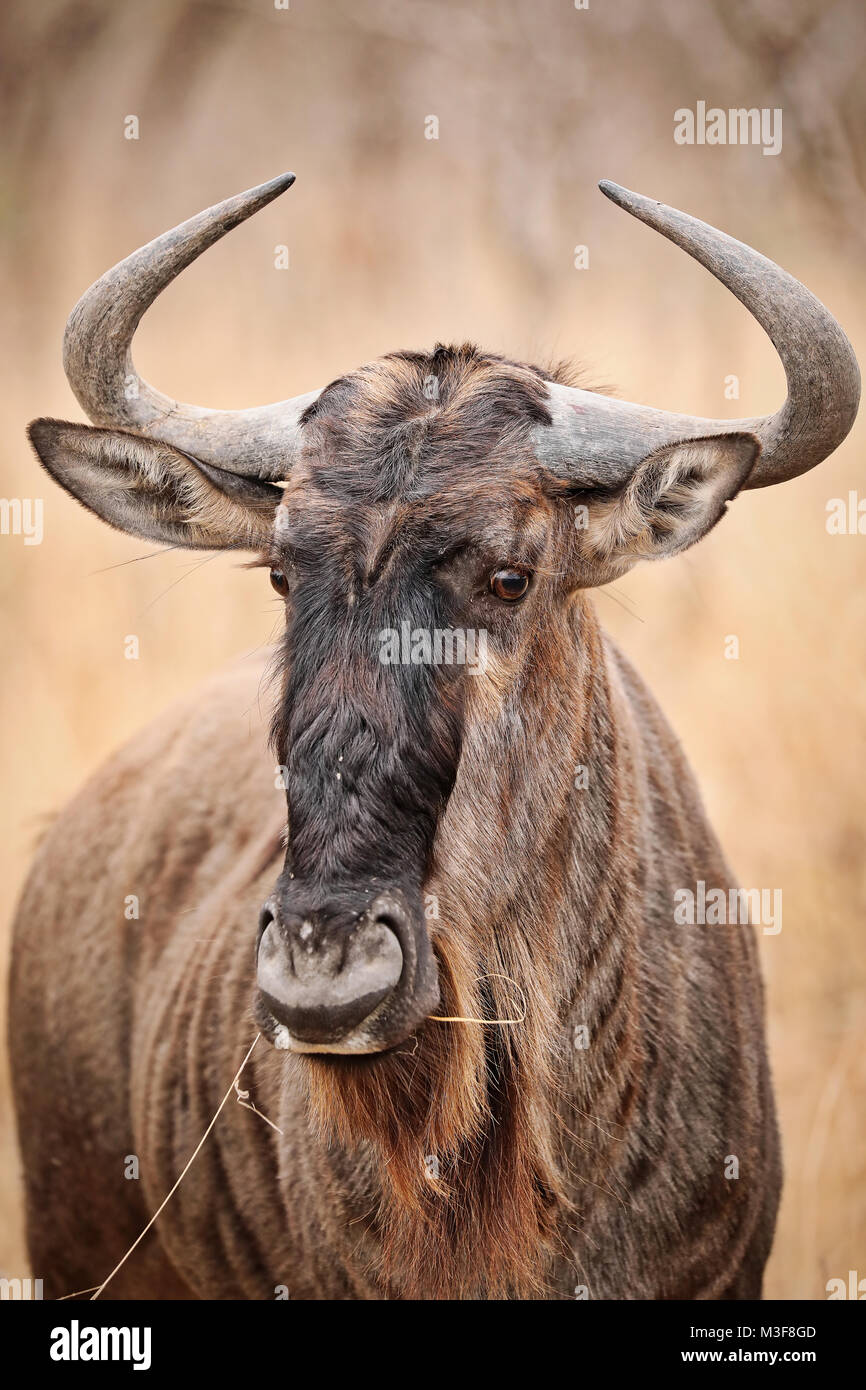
[578,433,760,575]
[28,419,285,550]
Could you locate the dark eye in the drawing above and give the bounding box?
[490,568,530,602]
[269,569,290,597]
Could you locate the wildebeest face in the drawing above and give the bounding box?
[26,174,851,1067]
[28,335,761,1058]
[255,346,567,1054]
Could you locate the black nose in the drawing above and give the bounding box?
[256,894,405,1047]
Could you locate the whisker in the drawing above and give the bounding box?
[137,552,219,616]
[90,546,179,574]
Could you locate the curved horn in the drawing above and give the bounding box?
[62,174,319,478]
[536,181,860,489]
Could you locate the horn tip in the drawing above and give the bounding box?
[243,172,296,208]
[599,180,668,221]
[264,172,296,194]
[598,179,640,208]
[236,172,296,215]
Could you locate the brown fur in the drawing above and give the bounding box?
[11,346,781,1300]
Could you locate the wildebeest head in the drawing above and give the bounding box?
[258,345,576,1056]
[28,176,859,1293]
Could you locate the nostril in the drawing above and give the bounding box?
[256,912,403,1046]
[372,911,398,934]
[257,902,276,948]
[257,919,283,971]
[366,894,412,950]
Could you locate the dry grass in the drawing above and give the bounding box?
[1,0,864,1298]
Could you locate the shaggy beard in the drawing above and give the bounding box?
[302,917,570,1299]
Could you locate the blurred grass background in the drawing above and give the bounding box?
[1,0,864,1298]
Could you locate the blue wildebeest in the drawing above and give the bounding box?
[11,177,859,1299]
